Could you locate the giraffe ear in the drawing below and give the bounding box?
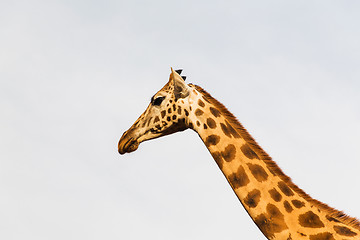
[171,67,190,100]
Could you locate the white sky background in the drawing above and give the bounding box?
[1,1,360,239]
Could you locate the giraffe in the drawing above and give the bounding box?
[118,68,360,240]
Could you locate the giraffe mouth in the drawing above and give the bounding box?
[118,135,139,155]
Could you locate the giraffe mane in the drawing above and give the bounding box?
[193,84,360,230]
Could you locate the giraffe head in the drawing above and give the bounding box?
[118,68,192,154]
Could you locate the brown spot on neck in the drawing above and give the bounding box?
[221,144,236,162]
[228,165,250,189]
[333,225,357,237]
[244,189,261,208]
[240,143,259,159]
[195,108,203,116]
[298,211,325,228]
[325,215,340,223]
[247,163,268,182]
[254,203,288,239]
[278,181,294,197]
[209,107,221,117]
[269,188,282,202]
[291,200,305,208]
[220,123,231,138]
[202,95,211,103]
[309,232,334,240]
[206,118,216,129]
[205,134,220,147]
[284,200,293,213]
[198,99,205,107]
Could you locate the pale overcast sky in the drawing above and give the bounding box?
[1,1,359,239]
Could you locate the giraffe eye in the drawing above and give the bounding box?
[152,96,165,106]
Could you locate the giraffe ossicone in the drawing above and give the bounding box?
[118,68,360,240]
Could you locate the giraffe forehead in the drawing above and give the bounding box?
[153,89,173,100]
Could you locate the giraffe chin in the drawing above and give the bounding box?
[126,140,139,153]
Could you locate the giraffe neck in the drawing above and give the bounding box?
[188,85,360,240]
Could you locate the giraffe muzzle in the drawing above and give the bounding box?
[118,131,139,155]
